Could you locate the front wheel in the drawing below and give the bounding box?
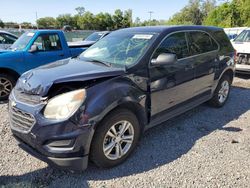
[0,74,16,101]
[90,109,141,168]
[209,75,231,108]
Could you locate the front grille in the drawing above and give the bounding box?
[9,106,36,133]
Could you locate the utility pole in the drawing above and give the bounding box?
[36,11,38,29]
[148,11,154,21]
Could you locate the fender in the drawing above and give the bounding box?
[0,51,26,75]
[83,76,148,129]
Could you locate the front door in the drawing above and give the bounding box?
[149,32,196,121]
[24,33,66,70]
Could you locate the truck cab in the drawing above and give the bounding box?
[0,30,86,100]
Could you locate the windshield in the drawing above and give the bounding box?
[84,32,104,41]
[11,32,34,50]
[234,30,250,42]
[80,32,156,67]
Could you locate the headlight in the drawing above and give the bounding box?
[44,89,86,120]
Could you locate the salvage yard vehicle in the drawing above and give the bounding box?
[0,30,18,50]
[0,30,86,100]
[9,26,235,172]
[231,28,250,73]
[68,31,111,48]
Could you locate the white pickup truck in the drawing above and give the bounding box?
[231,28,250,73]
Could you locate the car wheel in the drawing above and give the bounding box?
[209,75,231,108]
[0,74,16,101]
[90,109,141,168]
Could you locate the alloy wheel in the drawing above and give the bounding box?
[103,120,134,160]
[0,77,13,98]
[218,80,229,104]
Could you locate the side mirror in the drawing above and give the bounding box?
[151,53,177,66]
[29,44,38,53]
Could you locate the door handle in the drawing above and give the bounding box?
[185,64,194,71]
[59,54,65,57]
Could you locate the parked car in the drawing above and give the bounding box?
[0,30,18,50]
[0,30,86,100]
[9,26,235,172]
[231,28,250,73]
[68,31,110,48]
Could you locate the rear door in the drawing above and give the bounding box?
[25,33,67,69]
[187,31,219,96]
[149,32,196,119]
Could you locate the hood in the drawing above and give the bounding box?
[16,58,125,96]
[0,49,12,54]
[67,40,95,48]
[232,41,250,54]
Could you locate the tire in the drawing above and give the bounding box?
[209,75,231,108]
[0,73,16,101]
[90,108,141,168]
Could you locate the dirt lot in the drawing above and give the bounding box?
[1,75,250,188]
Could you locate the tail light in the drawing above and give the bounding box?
[234,50,237,64]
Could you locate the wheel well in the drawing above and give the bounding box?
[108,102,148,131]
[0,68,20,81]
[222,69,234,84]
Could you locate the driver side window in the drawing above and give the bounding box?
[153,32,189,60]
[33,34,62,52]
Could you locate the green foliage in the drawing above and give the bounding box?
[75,7,85,16]
[56,14,76,28]
[21,22,32,29]
[37,17,57,29]
[0,19,4,28]
[166,0,215,25]
[204,0,250,27]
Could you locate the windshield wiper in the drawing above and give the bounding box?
[87,58,112,67]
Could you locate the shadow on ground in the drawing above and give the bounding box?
[1,87,250,187]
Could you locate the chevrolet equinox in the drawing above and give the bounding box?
[9,26,235,171]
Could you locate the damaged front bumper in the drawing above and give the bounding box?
[9,92,94,172]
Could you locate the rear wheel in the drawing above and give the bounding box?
[0,74,16,101]
[209,75,231,107]
[90,109,141,168]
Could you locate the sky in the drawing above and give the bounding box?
[0,0,190,24]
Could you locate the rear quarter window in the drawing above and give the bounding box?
[212,30,234,53]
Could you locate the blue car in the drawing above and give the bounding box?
[0,30,86,100]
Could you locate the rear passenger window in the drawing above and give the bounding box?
[188,31,218,55]
[153,32,189,59]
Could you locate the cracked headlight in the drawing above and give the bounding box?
[44,89,86,120]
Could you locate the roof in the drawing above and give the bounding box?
[117,25,223,34]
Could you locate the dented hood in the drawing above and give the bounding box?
[15,58,125,96]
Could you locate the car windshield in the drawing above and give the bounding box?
[234,30,250,42]
[84,32,104,41]
[10,32,34,50]
[80,32,156,67]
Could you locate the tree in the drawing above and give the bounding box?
[0,19,4,28]
[113,9,124,29]
[203,0,250,27]
[21,22,32,29]
[122,9,133,28]
[37,17,57,29]
[56,14,76,28]
[75,7,85,16]
[78,11,96,30]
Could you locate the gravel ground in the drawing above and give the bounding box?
[1,76,250,188]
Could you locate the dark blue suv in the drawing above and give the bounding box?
[9,26,235,171]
